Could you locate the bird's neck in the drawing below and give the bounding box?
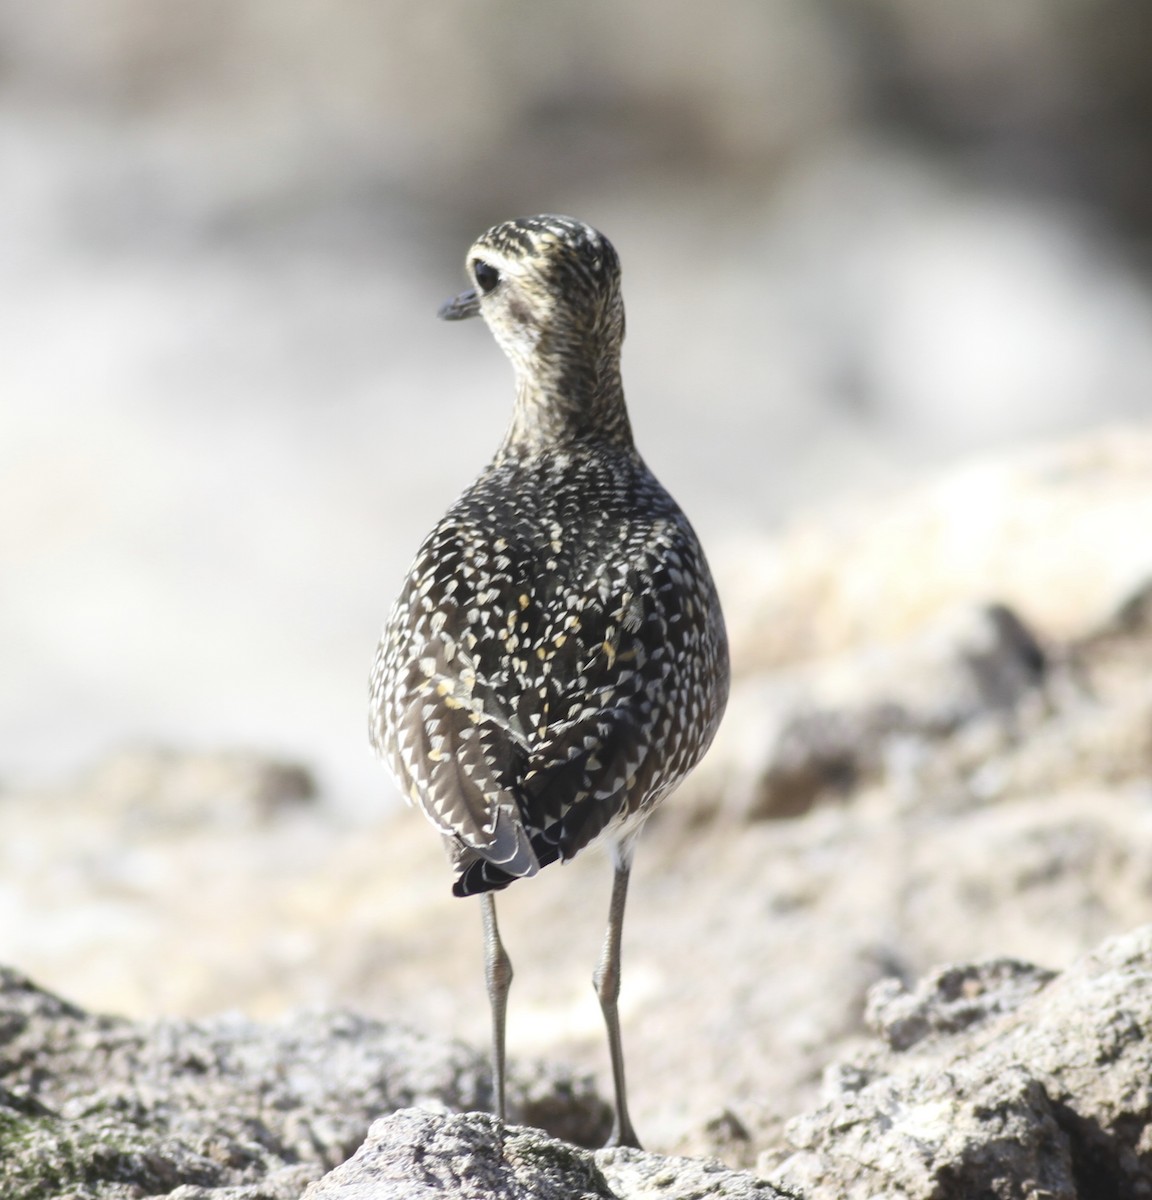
[498,356,634,459]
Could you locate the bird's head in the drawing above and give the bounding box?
[439,215,625,386]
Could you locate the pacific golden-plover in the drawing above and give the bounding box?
[369,215,729,1148]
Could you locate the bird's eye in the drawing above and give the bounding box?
[472,259,501,294]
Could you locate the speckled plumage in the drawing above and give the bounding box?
[370,215,727,891]
[368,215,728,1146]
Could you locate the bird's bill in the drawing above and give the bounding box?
[438,289,481,321]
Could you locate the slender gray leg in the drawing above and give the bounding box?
[480,892,513,1125]
[593,856,641,1149]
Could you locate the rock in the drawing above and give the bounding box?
[767,925,1152,1198]
[689,551,1152,825]
[596,1142,795,1199]
[864,958,1056,1052]
[75,747,318,833]
[5,923,1152,1197]
[301,1109,793,1200]
[719,426,1152,675]
[0,967,609,1198]
[301,1110,616,1200]
[686,598,1058,822]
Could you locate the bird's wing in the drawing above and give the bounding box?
[383,651,539,880]
[514,525,710,861]
[371,518,542,881]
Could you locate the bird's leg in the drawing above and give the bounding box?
[593,854,641,1149]
[480,892,513,1126]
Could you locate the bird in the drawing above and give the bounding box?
[369,214,729,1148]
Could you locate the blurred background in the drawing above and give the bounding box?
[4,0,1152,806]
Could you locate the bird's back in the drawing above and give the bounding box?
[371,440,728,895]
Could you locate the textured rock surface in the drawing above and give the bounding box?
[5,928,1152,1197]
[297,928,1152,1198]
[300,1110,616,1200]
[301,1109,793,1200]
[0,968,609,1199]
[768,926,1152,1199]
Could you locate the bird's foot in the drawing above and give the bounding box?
[603,1120,642,1151]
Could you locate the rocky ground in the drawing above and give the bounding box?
[3,424,1152,1196]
